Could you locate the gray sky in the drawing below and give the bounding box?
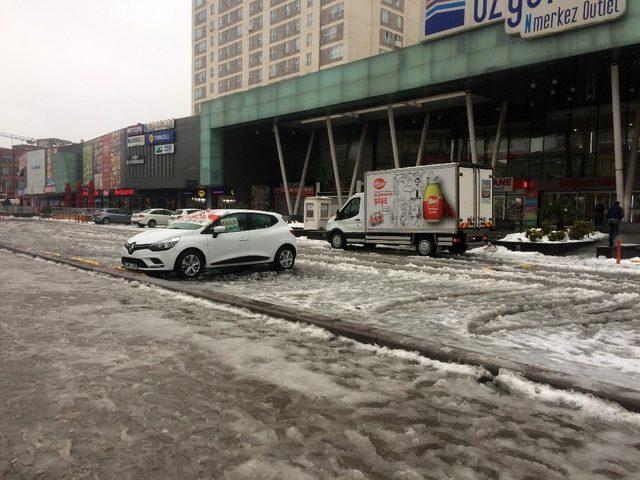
[0,0,191,148]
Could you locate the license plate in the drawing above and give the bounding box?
[123,262,138,270]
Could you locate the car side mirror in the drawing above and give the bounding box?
[335,212,343,220]
[213,226,226,234]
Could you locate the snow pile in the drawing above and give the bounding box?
[499,231,607,244]
[287,221,305,229]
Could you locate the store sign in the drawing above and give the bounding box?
[126,124,145,136]
[145,118,175,132]
[126,154,145,165]
[127,135,145,148]
[197,189,207,198]
[146,130,175,145]
[115,188,135,197]
[154,144,175,155]
[421,0,626,42]
[493,177,514,192]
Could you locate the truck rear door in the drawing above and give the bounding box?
[458,166,493,230]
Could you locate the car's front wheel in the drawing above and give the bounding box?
[102,218,110,225]
[175,250,205,278]
[274,245,296,271]
[330,231,346,250]
[148,219,157,228]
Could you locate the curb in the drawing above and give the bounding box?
[3,243,640,413]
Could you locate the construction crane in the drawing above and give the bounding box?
[0,131,37,146]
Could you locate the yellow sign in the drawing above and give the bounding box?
[197,189,206,198]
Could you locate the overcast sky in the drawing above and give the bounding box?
[0,0,191,148]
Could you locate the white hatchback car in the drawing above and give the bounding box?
[131,208,175,228]
[122,209,298,278]
[168,208,201,223]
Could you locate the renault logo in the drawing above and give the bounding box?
[127,242,136,254]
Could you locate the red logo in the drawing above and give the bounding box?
[373,178,387,190]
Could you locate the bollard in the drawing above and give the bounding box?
[616,239,622,264]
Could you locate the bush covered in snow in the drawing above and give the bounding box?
[547,230,567,242]
[525,228,543,242]
[568,220,595,240]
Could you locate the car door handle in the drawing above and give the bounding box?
[239,238,249,242]
[355,219,361,222]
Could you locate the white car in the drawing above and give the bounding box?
[131,209,175,228]
[121,209,298,278]
[169,208,201,223]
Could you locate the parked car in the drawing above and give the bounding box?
[131,209,174,228]
[169,208,201,223]
[121,209,297,278]
[92,208,132,225]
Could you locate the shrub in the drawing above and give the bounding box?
[526,228,543,242]
[541,224,555,236]
[568,220,595,240]
[547,230,567,242]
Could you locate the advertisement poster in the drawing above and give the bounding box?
[83,143,93,184]
[146,129,175,145]
[110,130,122,189]
[45,147,58,192]
[102,135,112,190]
[26,150,46,195]
[90,130,122,190]
[366,165,457,232]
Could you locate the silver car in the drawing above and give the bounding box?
[92,208,132,225]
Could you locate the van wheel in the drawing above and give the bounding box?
[175,250,204,278]
[416,236,437,257]
[330,231,346,249]
[274,245,296,271]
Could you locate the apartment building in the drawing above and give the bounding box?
[192,0,420,113]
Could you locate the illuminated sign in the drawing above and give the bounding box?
[146,130,175,145]
[127,135,145,148]
[115,188,135,197]
[421,0,626,42]
[154,144,175,155]
[126,124,145,136]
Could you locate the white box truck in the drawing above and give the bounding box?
[325,163,493,256]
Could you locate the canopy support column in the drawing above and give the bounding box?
[326,117,343,206]
[274,123,293,216]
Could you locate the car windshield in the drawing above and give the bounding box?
[166,222,202,230]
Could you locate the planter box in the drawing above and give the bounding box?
[495,239,596,255]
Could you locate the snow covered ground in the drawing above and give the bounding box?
[499,231,608,244]
[1,218,639,392]
[2,250,640,479]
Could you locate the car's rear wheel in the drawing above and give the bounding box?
[175,250,205,278]
[416,235,437,257]
[148,219,157,228]
[274,245,296,271]
[137,223,144,228]
[330,231,346,250]
[102,218,110,225]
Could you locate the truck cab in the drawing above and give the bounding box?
[326,194,365,249]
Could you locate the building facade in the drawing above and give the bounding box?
[192,0,420,113]
[198,0,640,226]
[0,147,17,200]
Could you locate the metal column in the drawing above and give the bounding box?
[326,117,343,206]
[388,105,400,168]
[273,123,293,216]
[491,100,508,169]
[349,123,368,198]
[611,64,625,203]
[416,113,430,166]
[293,130,315,216]
[466,91,479,164]
[624,91,640,220]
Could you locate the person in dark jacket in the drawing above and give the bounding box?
[593,202,606,232]
[607,201,624,247]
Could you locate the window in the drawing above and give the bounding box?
[307,0,313,6]
[195,26,206,40]
[307,13,312,27]
[214,213,249,232]
[306,203,314,218]
[306,52,312,65]
[195,71,207,85]
[329,3,344,20]
[306,32,312,46]
[195,40,207,54]
[340,197,360,219]
[381,9,390,24]
[194,56,206,70]
[251,213,278,229]
[194,9,207,25]
[328,44,342,60]
[194,0,205,8]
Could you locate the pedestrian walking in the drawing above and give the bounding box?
[593,202,605,232]
[606,201,624,247]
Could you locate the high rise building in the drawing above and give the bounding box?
[192,0,420,113]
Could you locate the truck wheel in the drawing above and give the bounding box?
[416,236,437,257]
[330,231,346,250]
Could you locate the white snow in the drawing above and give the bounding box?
[499,231,607,244]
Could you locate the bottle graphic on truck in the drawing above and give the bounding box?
[423,177,444,223]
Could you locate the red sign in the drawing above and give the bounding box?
[114,188,135,197]
[373,178,387,190]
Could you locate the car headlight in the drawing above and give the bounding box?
[149,237,181,251]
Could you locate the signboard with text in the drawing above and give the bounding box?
[154,144,175,155]
[421,0,626,42]
[126,154,145,165]
[126,124,145,136]
[145,118,175,132]
[127,135,145,148]
[146,130,175,145]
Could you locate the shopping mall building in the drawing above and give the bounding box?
[198,0,640,228]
